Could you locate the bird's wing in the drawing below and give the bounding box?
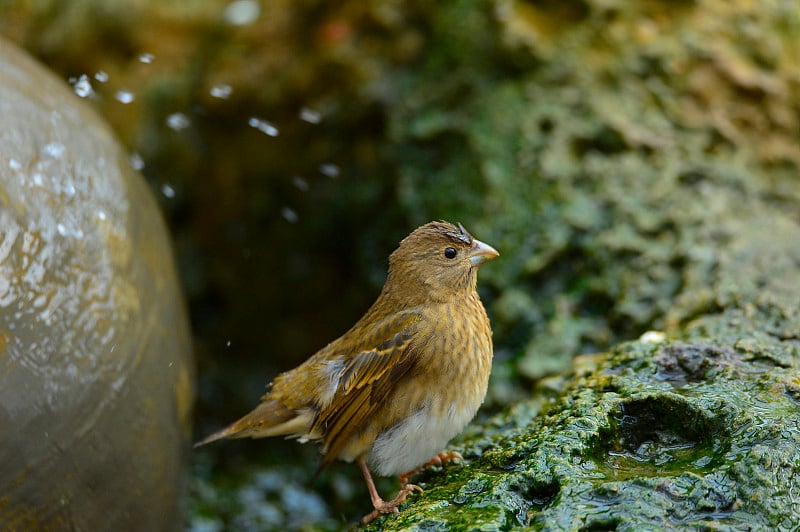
[312,312,421,467]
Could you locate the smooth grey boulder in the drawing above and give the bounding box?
[0,37,193,531]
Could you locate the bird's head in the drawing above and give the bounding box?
[385,221,499,304]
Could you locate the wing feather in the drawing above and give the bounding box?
[312,313,420,467]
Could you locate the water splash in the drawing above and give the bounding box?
[72,75,94,98]
[130,152,145,171]
[224,0,260,26]
[166,113,191,131]
[281,207,298,223]
[248,117,279,137]
[115,90,135,104]
[299,108,321,124]
[291,176,309,191]
[210,84,233,99]
[319,163,339,178]
[43,143,66,159]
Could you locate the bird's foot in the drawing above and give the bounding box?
[361,483,423,524]
[426,450,464,468]
[398,451,464,486]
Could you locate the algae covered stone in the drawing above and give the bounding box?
[367,330,800,529]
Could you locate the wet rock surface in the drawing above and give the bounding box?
[0,37,193,531]
[368,330,800,529]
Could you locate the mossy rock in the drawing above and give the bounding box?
[366,327,800,529]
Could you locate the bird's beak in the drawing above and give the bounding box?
[468,239,499,266]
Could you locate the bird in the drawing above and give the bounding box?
[195,220,499,524]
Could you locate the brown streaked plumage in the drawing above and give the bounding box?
[195,220,499,523]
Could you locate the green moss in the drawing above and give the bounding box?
[363,332,800,529]
[390,0,800,383]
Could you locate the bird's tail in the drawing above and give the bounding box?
[193,399,312,448]
[193,423,240,448]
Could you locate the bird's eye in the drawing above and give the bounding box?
[444,247,457,259]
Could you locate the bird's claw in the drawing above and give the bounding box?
[398,451,464,486]
[361,483,423,524]
[407,483,424,494]
[428,451,463,467]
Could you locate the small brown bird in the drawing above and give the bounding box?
[196,221,498,523]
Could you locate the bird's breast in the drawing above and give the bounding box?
[368,296,493,476]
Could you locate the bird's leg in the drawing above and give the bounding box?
[358,456,422,524]
[398,451,464,487]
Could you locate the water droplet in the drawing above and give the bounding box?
[97,210,107,221]
[56,224,68,236]
[138,52,155,64]
[9,159,21,170]
[248,117,279,137]
[319,163,340,178]
[226,340,231,347]
[210,84,233,99]
[161,184,176,198]
[94,70,109,83]
[291,176,309,191]
[44,142,65,159]
[64,183,76,196]
[281,207,298,223]
[130,152,145,171]
[299,107,321,124]
[115,90,135,104]
[224,0,260,25]
[111,376,125,392]
[166,112,191,131]
[31,173,44,186]
[72,75,94,98]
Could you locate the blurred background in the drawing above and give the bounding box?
[1,0,798,529]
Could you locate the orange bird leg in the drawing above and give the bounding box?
[398,451,464,487]
[358,457,423,524]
